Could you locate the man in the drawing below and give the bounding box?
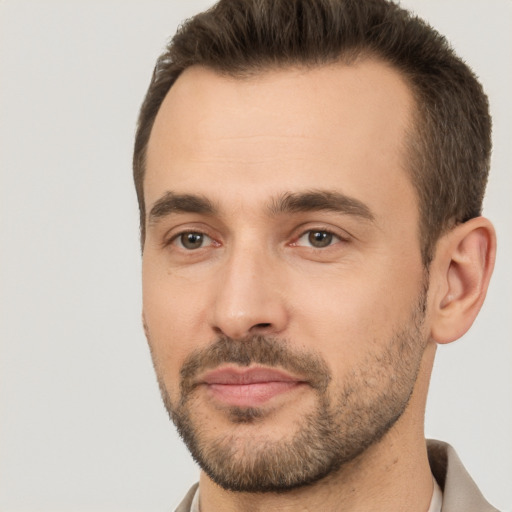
[133,0,498,510]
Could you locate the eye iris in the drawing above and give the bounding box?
[308,231,332,248]
[181,232,204,249]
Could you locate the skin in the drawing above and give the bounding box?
[141,61,496,511]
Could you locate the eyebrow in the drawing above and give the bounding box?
[148,189,375,226]
[148,192,217,225]
[268,190,375,221]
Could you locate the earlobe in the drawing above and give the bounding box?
[430,217,496,344]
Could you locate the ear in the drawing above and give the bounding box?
[429,217,496,344]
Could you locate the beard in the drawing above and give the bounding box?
[148,288,428,493]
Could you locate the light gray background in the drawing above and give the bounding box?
[1,1,510,511]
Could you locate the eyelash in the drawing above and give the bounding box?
[292,228,346,249]
[168,231,217,250]
[166,227,348,251]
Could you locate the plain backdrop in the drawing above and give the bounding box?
[1,1,511,511]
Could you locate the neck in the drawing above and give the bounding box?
[199,343,437,512]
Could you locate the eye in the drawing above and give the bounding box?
[295,230,341,248]
[174,232,213,250]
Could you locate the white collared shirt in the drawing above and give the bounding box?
[428,476,443,512]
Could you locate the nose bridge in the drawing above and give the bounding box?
[211,233,287,339]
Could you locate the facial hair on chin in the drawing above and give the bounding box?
[149,290,428,493]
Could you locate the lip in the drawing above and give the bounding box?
[199,366,307,407]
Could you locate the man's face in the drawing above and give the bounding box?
[142,61,430,491]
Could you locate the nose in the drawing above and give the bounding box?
[210,242,289,340]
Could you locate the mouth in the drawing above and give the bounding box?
[199,366,308,407]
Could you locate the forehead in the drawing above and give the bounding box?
[145,60,417,223]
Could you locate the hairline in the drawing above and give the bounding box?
[137,53,433,262]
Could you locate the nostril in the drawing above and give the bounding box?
[254,323,271,329]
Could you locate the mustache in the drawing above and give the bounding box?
[179,334,331,396]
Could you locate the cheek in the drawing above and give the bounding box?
[142,260,211,392]
[287,262,423,369]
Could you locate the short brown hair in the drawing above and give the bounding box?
[133,0,491,264]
